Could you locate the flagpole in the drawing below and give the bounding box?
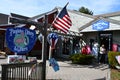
[65,2,69,7]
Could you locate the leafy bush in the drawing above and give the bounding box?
[69,53,94,65]
[108,51,120,68]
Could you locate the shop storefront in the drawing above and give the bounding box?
[80,11,120,52]
[0,7,120,59]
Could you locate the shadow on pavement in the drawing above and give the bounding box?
[56,57,109,71]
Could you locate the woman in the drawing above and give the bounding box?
[99,44,106,63]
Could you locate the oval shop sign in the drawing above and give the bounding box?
[6,27,36,55]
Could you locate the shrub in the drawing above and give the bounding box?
[108,51,120,68]
[69,53,94,65]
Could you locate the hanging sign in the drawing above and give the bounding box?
[47,33,58,49]
[92,20,109,31]
[49,58,59,72]
[6,27,36,55]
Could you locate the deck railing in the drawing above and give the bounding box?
[1,62,42,80]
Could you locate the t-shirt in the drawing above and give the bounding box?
[100,47,106,54]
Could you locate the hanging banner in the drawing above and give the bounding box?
[6,27,36,55]
[47,33,58,49]
[92,20,109,31]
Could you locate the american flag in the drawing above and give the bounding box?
[52,3,72,34]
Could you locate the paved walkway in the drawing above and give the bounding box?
[46,60,110,80]
[0,56,110,80]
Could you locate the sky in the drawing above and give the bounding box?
[0,0,120,17]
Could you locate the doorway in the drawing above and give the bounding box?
[99,33,112,51]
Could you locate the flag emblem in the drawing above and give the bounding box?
[52,4,72,34]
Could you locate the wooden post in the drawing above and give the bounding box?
[41,15,48,80]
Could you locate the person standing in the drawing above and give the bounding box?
[92,41,99,60]
[79,38,86,53]
[99,44,106,64]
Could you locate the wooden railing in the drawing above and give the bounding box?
[1,62,42,80]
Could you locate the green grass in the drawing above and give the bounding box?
[111,69,120,80]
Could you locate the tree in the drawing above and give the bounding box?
[79,6,93,15]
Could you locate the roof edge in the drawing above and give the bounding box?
[95,11,120,17]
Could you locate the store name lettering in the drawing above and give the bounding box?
[93,22,108,27]
[14,46,28,52]
[9,29,34,37]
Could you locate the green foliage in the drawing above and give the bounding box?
[79,6,93,15]
[69,53,94,65]
[108,51,120,68]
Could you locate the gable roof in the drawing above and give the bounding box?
[30,8,58,21]
[29,7,96,36]
[79,11,120,32]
